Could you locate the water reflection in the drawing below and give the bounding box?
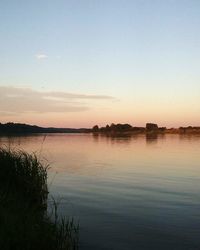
[92,132,144,145]
[179,133,200,141]
[0,134,200,249]
[145,133,166,145]
[92,132,168,146]
[145,133,158,144]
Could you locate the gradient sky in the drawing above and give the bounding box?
[0,0,200,128]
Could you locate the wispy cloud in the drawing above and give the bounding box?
[0,86,115,116]
[35,53,48,60]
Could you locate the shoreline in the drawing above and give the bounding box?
[0,122,200,135]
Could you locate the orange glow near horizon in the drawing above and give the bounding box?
[1,110,199,129]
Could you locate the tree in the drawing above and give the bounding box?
[92,125,99,132]
[146,123,158,131]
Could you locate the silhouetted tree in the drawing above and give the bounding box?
[92,125,99,132]
[146,123,158,131]
[105,125,110,131]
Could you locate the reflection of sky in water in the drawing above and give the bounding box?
[1,134,200,250]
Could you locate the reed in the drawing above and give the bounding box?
[0,148,79,250]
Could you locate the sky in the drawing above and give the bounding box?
[0,0,200,128]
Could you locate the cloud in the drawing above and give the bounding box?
[0,86,115,116]
[46,91,115,100]
[35,53,48,60]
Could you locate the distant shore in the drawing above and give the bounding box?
[0,122,200,135]
[0,122,90,134]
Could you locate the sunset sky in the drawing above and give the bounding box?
[0,0,200,128]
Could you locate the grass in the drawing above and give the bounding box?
[0,148,79,250]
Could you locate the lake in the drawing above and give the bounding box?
[0,133,200,250]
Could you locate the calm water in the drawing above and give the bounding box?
[1,133,200,250]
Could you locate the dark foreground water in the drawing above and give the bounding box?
[1,133,200,250]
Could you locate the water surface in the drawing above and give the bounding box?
[1,133,200,250]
